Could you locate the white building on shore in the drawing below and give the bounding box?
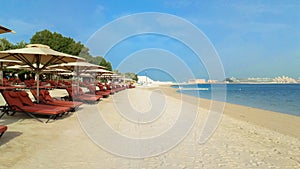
[138,76,154,84]
[137,76,175,86]
[188,79,206,84]
[226,76,298,84]
[273,76,297,83]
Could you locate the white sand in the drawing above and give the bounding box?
[0,87,299,168]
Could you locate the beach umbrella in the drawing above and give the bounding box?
[0,44,85,102]
[85,69,113,76]
[43,68,71,73]
[48,61,105,77]
[49,61,106,89]
[101,73,120,78]
[86,69,112,73]
[0,59,22,85]
[59,72,93,77]
[48,61,105,71]
[6,63,45,71]
[0,25,16,34]
[85,69,113,82]
[42,68,72,82]
[0,25,18,84]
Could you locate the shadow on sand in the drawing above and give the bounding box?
[0,131,22,146]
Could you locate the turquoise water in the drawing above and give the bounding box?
[172,84,300,116]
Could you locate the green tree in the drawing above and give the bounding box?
[0,38,28,51]
[30,29,113,70]
[30,29,53,46]
[124,72,138,81]
[0,38,14,50]
[99,56,112,71]
[30,29,84,56]
[14,41,27,49]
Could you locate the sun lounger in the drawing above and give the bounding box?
[17,91,70,113]
[2,91,69,123]
[66,87,102,104]
[86,85,110,98]
[30,89,83,111]
[128,84,135,88]
[0,125,7,138]
[99,83,114,94]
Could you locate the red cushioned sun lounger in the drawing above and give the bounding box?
[30,90,83,111]
[17,91,70,113]
[86,85,110,98]
[2,91,68,123]
[0,125,7,138]
[66,87,101,104]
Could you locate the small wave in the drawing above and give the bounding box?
[178,88,209,91]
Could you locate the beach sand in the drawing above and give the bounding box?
[0,86,299,168]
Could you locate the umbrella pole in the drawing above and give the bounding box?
[0,62,3,86]
[36,71,40,103]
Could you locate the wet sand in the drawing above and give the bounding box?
[0,86,299,168]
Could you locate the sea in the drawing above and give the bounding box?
[172,84,300,116]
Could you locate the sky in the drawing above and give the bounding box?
[0,0,299,82]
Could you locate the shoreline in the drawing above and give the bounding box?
[0,86,299,168]
[153,85,300,139]
[174,83,300,85]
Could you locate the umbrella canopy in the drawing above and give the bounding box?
[0,44,85,102]
[0,59,22,85]
[48,61,105,77]
[6,63,44,70]
[86,69,113,80]
[0,44,85,70]
[85,69,113,74]
[59,72,93,77]
[0,25,18,84]
[0,25,16,34]
[0,59,22,67]
[43,68,71,73]
[48,61,105,71]
[49,62,105,88]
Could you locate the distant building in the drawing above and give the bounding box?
[137,76,175,86]
[188,79,206,84]
[273,76,297,83]
[224,76,297,84]
[207,79,218,83]
[137,76,154,84]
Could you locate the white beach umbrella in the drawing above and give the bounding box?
[86,69,112,73]
[85,69,113,76]
[48,61,105,77]
[6,63,45,71]
[86,69,113,82]
[0,59,22,85]
[0,44,85,102]
[59,72,93,77]
[49,61,105,87]
[0,25,18,84]
[48,61,105,71]
[42,68,71,73]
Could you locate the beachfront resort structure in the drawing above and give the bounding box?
[187,76,299,84]
[188,79,219,84]
[137,76,175,86]
[137,75,154,85]
[188,79,206,84]
[225,76,299,84]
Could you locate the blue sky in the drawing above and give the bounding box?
[1,0,299,82]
